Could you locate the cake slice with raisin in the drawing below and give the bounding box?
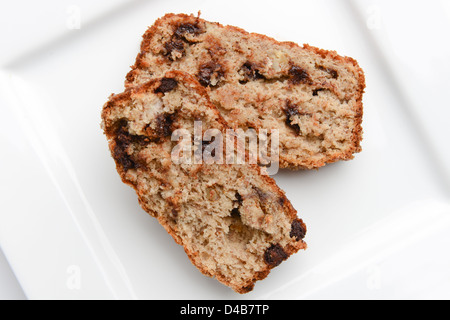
[126,13,365,169]
[101,71,307,293]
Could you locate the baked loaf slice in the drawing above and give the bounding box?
[126,13,365,169]
[101,71,307,293]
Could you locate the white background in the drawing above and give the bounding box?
[1,0,449,299]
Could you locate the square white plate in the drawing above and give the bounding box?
[1,0,450,299]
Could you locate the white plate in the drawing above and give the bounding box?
[1,0,450,299]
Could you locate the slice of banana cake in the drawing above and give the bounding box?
[125,13,365,169]
[101,71,307,293]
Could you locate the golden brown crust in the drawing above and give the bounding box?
[102,71,307,293]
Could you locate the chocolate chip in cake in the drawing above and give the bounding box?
[290,219,306,241]
[106,118,128,136]
[113,132,136,171]
[198,64,214,86]
[278,196,286,207]
[174,22,202,39]
[264,244,288,267]
[163,22,203,61]
[313,88,325,96]
[289,65,312,84]
[197,61,223,87]
[154,78,178,94]
[164,39,185,60]
[112,120,153,171]
[239,62,265,84]
[316,64,339,79]
[328,68,338,79]
[284,101,302,135]
[154,112,175,137]
[113,125,148,171]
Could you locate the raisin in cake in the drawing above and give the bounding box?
[125,13,365,169]
[101,71,307,293]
